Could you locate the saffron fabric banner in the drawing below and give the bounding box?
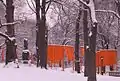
[96,49,117,66]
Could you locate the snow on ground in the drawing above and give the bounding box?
[0,63,120,81]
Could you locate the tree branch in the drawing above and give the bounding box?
[95,10,120,19]
[46,0,54,4]
[88,0,97,23]
[26,0,36,13]
[77,0,88,7]
[97,31,105,37]
[0,21,22,28]
[0,0,6,8]
[78,0,97,23]
[96,39,105,44]
[0,32,11,41]
[31,0,36,10]
[116,44,120,47]
[78,0,120,23]
[45,0,52,13]
[0,42,5,48]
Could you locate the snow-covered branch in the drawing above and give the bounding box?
[78,0,120,23]
[77,0,88,7]
[88,0,97,23]
[0,32,11,41]
[0,32,16,42]
[95,10,120,19]
[64,38,75,45]
[78,0,97,23]
[0,21,22,28]
[0,42,5,48]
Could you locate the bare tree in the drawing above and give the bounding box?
[48,1,77,45]
[35,0,48,68]
[74,9,82,73]
[83,3,89,77]
[77,0,97,81]
[5,0,17,64]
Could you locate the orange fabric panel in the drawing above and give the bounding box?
[48,45,75,64]
[80,47,84,56]
[47,45,55,63]
[64,46,74,61]
[96,50,117,67]
[54,45,64,63]
[47,45,64,63]
[96,51,100,66]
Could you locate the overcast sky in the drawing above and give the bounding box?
[1,0,57,27]
[20,0,58,27]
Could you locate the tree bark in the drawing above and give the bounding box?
[35,0,40,67]
[75,9,82,73]
[39,0,47,69]
[5,0,17,64]
[87,22,97,81]
[83,9,89,76]
[36,0,47,68]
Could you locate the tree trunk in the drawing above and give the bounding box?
[36,0,47,68]
[75,9,81,73]
[87,23,97,81]
[35,0,40,67]
[5,0,17,64]
[83,9,89,76]
[39,0,47,69]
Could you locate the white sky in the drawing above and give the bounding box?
[2,0,57,27]
[20,0,58,27]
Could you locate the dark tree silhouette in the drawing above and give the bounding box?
[35,0,47,68]
[83,6,89,76]
[5,0,17,64]
[75,9,82,73]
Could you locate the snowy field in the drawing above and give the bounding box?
[0,63,120,81]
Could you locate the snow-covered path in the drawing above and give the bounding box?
[0,63,120,81]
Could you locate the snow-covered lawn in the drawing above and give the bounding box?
[0,63,120,81]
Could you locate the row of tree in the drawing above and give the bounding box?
[0,0,120,81]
